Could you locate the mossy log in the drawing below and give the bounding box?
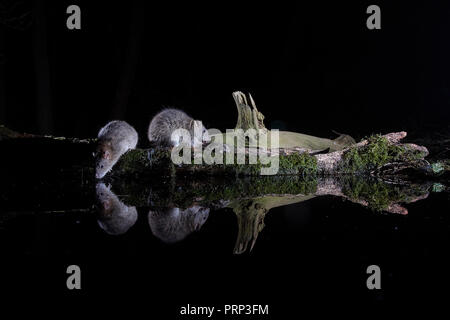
[109,131,430,179]
[0,124,436,181]
[0,90,439,180]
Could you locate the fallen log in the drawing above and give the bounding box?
[0,91,438,180]
[0,128,434,181]
[109,131,430,178]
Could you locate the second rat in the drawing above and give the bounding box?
[148,108,210,147]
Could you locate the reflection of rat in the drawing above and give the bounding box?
[148,108,210,147]
[96,183,138,235]
[148,205,210,243]
[95,120,138,179]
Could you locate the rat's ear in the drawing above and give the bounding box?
[103,150,111,160]
[104,199,112,211]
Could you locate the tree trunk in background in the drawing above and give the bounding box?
[32,0,53,133]
[111,2,144,119]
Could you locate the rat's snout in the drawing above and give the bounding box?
[95,163,106,179]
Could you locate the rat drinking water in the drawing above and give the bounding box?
[95,120,138,179]
[148,108,210,147]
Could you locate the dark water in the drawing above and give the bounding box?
[1,177,449,315]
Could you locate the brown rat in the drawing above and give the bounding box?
[95,120,138,179]
[148,108,210,147]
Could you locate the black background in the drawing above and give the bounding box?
[2,0,450,140]
[2,192,450,314]
[1,0,450,316]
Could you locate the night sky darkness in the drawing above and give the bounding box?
[2,0,450,141]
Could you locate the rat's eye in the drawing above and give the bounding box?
[100,165,104,169]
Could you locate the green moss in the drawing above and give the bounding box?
[340,135,426,174]
[431,161,446,174]
[278,152,318,176]
[170,176,317,207]
[115,149,148,173]
[341,176,429,212]
[221,152,318,177]
[113,175,318,208]
[113,148,175,178]
[343,178,391,211]
[432,183,446,193]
